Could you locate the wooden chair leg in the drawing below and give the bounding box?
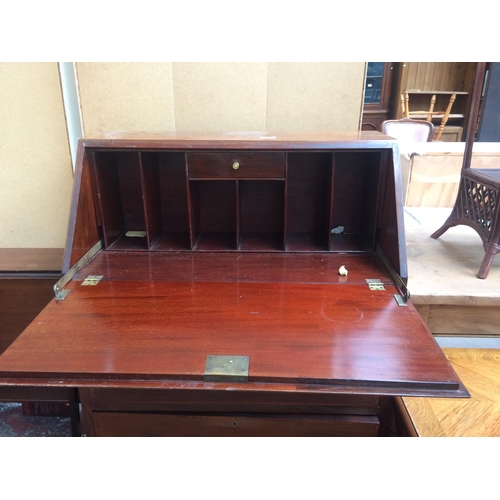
[477,243,500,279]
[435,93,456,141]
[426,94,436,122]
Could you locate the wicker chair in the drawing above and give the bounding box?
[431,62,500,279]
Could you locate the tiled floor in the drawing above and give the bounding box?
[0,403,72,437]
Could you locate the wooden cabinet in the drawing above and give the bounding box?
[0,248,76,427]
[0,249,62,359]
[0,132,468,437]
[362,62,396,131]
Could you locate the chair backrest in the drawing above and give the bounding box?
[399,92,455,141]
[382,119,434,143]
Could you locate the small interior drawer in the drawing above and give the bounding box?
[188,152,284,179]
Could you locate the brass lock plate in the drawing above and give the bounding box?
[204,355,249,382]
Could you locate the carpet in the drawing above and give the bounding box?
[0,403,71,437]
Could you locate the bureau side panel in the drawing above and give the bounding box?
[62,144,101,273]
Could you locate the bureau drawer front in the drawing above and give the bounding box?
[188,152,285,179]
[93,412,379,437]
[85,388,380,414]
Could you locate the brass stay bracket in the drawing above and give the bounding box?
[53,240,103,300]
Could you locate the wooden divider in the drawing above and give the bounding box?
[91,150,386,255]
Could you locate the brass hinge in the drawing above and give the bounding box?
[366,278,408,307]
[81,275,103,286]
[366,279,385,291]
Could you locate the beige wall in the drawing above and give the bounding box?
[1,62,366,249]
[266,63,364,132]
[76,62,366,135]
[76,63,176,133]
[0,63,74,248]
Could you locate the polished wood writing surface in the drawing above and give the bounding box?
[0,254,464,397]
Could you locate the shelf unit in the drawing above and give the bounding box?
[90,149,386,255]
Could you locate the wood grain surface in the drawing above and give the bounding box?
[0,278,58,355]
[91,411,380,437]
[72,251,394,285]
[80,130,396,148]
[0,256,464,397]
[62,146,101,272]
[402,348,500,436]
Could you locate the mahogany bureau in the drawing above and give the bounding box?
[0,131,468,436]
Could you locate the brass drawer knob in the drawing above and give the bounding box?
[232,161,240,170]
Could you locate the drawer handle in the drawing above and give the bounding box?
[232,161,240,170]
